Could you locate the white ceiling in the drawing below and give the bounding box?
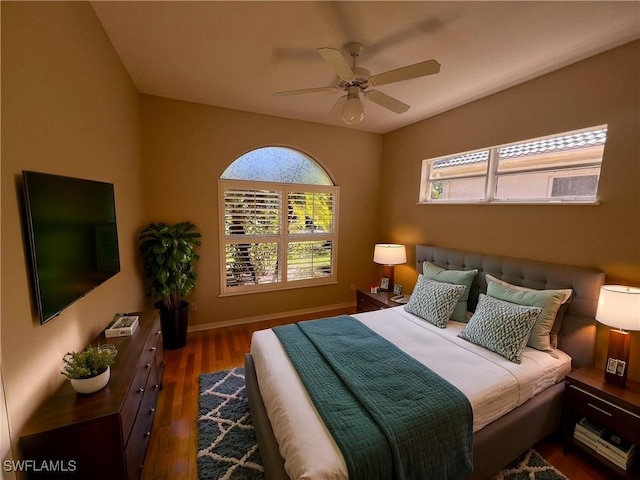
[91,1,640,134]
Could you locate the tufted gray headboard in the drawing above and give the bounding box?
[416,245,605,369]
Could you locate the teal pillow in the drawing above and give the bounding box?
[485,274,572,349]
[487,280,565,357]
[422,262,477,322]
[458,294,541,363]
[404,276,466,328]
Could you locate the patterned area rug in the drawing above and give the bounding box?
[197,368,263,480]
[197,368,567,480]
[492,449,568,480]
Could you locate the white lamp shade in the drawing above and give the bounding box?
[341,97,365,126]
[595,285,640,331]
[373,244,406,265]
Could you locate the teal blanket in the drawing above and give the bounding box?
[273,315,473,480]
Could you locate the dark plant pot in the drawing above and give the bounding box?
[155,300,189,350]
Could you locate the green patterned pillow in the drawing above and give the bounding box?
[458,294,541,363]
[486,280,566,357]
[404,275,466,328]
[422,262,477,322]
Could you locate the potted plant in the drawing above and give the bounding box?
[61,344,117,394]
[139,221,201,350]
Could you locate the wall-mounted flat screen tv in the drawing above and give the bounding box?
[22,171,121,324]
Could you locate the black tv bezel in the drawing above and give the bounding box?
[21,170,121,324]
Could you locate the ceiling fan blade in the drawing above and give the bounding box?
[369,59,441,86]
[365,90,410,114]
[317,47,355,81]
[274,86,340,97]
[325,95,347,120]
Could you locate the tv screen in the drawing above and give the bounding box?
[22,171,121,324]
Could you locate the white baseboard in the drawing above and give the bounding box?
[187,301,356,332]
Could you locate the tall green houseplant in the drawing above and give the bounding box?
[139,222,201,349]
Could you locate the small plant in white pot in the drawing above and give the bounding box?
[61,344,117,394]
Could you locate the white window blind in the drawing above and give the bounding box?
[219,179,338,295]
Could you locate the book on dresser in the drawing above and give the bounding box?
[105,314,139,337]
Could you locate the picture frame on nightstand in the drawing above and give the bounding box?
[607,358,618,374]
[393,284,403,295]
[380,277,390,291]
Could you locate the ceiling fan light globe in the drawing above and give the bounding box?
[341,97,365,125]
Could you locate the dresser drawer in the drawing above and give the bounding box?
[121,360,152,441]
[567,383,640,445]
[121,322,162,443]
[151,327,164,385]
[125,364,160,480]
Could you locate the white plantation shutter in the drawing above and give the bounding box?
[287,241,334,281]
[219,179,338,295]
[224,187,281,237]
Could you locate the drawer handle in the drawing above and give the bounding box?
[156,330,161,335]
[150,408,156,414]
[587,402,612,417]
[145,363,151,368]
[145,431,151,437]
[154,384,160,390]
[137,388,145,393]
[149,347,157,351]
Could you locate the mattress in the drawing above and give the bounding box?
[250,306,572,480]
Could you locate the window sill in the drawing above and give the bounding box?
[417,200,600,206]
[219,279,338,297]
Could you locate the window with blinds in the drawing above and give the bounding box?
[219,147,338,295]
[420,125,607,204]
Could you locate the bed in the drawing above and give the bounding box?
[245,245,605,479]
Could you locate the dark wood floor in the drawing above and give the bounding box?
[142,310,616,480]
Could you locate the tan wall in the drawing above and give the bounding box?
[140,95,382,326]
[1,1,145,460]
[381,41,640,381]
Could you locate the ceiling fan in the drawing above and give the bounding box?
[274,42,441,126]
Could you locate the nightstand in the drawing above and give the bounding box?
[356,289,402,313]
[563,366,640,478]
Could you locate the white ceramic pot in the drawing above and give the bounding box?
[70,366,110,394]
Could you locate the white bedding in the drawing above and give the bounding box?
[250,306,572,480]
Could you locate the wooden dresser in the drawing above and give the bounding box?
[20,312,164,480]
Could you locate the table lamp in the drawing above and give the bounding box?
[373,244,406,292]
[595,285,640,387]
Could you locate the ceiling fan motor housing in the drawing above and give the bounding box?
[345,67,371,87]
[337,66,371,90]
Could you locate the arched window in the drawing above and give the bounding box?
[219,147,339,295]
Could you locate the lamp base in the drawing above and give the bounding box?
[381,265,394,292]
[604,329,630,387]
